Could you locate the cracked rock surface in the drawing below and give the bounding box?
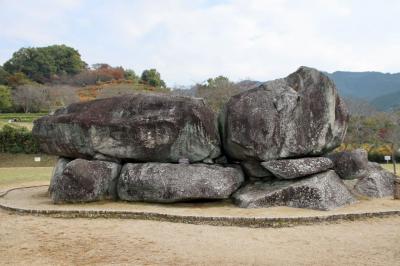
[33,93,221,163]
[49,158,121,203]
[326,149,369,180]
[261,157,334,180]
[354,163,396,198]
[219,66,349,161]
[117,163,244,203]
[232,170,356,210]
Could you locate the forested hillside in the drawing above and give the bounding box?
[327,71,400,111]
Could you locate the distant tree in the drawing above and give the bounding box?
[6,72,33,88]
[92,63,110,70]
[141,69,166,88]
[0,66,10,85]
[3,45,86,83]
[124,69,138,81]
[0,85,12,112]
[344,97,377,117]
[4,47,57,82]
[45,45,87,75]
[195,76,240,113]
[377,112,400,176]
[12,85,50,113]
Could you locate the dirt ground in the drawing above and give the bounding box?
[1,181,400,265]
[0,208,399,266]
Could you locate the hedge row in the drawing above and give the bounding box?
[0,125,40,153]
[368,153,400,163]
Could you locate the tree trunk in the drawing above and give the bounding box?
[394,178,400,200]
[392,144,399,200]
[391,144,397,175]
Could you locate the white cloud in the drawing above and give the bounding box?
[0,0,399,85]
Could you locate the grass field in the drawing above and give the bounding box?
[380,163,400,175]
[0,153,57,168]
[0,113,47,122]
[0,167,52,187]
[0,153,55,187]
[0,120,34,130]
[0,113,46,131]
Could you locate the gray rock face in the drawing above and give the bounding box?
[219,67,349,161]
[49,157,72,194]
[33,93,221,163]
[241,160,274,180]
[354,165,395,198]
[117,163,244,203]
[233,170,356,210]
[261,157,333,180]
[327,149,369,179]
[50,159,121,203]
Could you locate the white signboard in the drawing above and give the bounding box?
[384,156,391,161]
[34,157,41,162]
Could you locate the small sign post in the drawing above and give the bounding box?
[384,155,391,164]
[34,157,41,162]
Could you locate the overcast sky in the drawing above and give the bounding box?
[0,0,399,86]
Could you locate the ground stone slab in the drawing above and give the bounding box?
[33,93,221,163]
[117,163,244,203]
[219,66,349,161]
[49,158,121,203]
[261,157,333,180]
[232,170,356,210]
[354,164,396,198]
[326,149,369,179]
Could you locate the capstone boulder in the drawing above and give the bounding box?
[33,93,221,163]
[219,66,348,161]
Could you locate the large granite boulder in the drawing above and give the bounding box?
[326,149,369,179]
[49,158,121,203]
[117,163,244,203]
[232,170,356,210]
[354,163,396,198]
[261,157,333,180]
[33,93,221,163]
[48,157,72,194]
[219,67,349,161]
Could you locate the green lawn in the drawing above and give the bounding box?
[0,153,57,168]
[380,163,400,176]
[0,120,34,130]
[0,153,55,188]
[0,112,46,131]
[0,113,47,122]
[0,167,52,187]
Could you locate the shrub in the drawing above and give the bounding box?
[0,125,39,153]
